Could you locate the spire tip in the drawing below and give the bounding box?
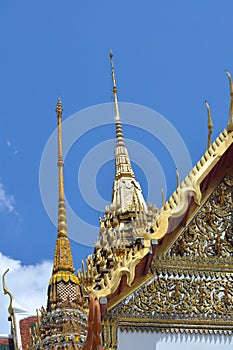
[205,100,209,109]
[109,50,113,60]
[56,97,63,117]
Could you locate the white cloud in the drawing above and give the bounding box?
[0,183,15,213]
[0,252,52,334]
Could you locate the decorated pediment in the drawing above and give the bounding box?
[105,174,233,335]
[168,174,233,260]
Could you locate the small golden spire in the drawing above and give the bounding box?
[176,168,180,188]
[109,50,134,179]
[225,70,233,132]
[205,100,213,149]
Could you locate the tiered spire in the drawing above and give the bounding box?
[110,50,135,179]
[47,98,79,309]
[29,99,88,350]
[109,51,147,213]
[51,98,75,277]
[78,54,158,296]
[56,98,68,239]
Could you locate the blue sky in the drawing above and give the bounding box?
[0,1,233,299]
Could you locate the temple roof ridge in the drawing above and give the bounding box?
[162,128,232,215]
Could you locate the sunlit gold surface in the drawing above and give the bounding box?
[81,128,233,306]
[105,175,233,337]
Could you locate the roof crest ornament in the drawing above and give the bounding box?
[2,269,18,350]
[225,70,233,132]
[205,100,213,149]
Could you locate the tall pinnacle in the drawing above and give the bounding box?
[110,50,135,179]
[45,99,86,337]
[56,98,68,238]
[51,98,75,275]
[109,52,147,213]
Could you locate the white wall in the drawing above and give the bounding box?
[118,330,233,350]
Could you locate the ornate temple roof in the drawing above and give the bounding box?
[2,55,233,350]
[78,68,233,347]
[100,73,233,345]
[78,52,159,299]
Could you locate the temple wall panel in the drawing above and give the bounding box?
[118,331,233,350]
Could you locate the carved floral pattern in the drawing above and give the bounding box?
[106,175,233,333]
[109,270,233,319]
[170,176,233,259]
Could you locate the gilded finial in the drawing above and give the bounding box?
[161,187,165,207]
[109,49,119,115]
[205,100,213,149]
[225,70,233,132]
[176,168,180,188]
[56,97,63,117]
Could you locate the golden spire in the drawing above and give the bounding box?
[56,98,68,238]
[205,100,213,149]
[225,70,233,132]
[108,51,147,214]
[52,98,75,275]
[110,50,135,179]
